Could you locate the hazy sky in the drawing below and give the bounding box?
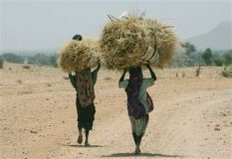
[1,0,231,52]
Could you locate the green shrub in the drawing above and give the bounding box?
[2,53,24,63]
[202,48,213,65]
[22,65,31,69]
[0,57,3,69]
[49,54,58,67]
[223,50,232,65]
[222,65,232,78]
[214,59,223,66]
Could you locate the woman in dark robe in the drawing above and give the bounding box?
[119,65,156,154]
[69,34,101,146]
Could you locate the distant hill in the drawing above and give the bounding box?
[186,21,232,50]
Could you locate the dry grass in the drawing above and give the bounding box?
[99,16,178,70]
[99,16,147,69]
[58,39,99,73]
[143,18,178,68]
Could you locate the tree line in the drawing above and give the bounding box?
[0,53,58,68]
[172,42,232,67]
[0,43,232,69]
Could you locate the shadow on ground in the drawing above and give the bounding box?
[62,144,104,148]
[102,152,183,158]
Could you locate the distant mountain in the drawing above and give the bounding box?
[186,21,232,50]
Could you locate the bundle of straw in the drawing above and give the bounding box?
[99,15,178,69]
[99,16,147,69]
[142,18,177,68]
[59,39,99,73]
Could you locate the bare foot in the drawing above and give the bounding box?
[77,135,83,144]
[135,147,141,155]
[85,142,90,147]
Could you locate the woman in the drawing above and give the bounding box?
[69,34,101,146]
[119,64,156,154]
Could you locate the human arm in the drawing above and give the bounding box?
[118,69,128,88]
[146,64,157,81]
[119,69,127,82]
[69,73,77,89]
[91,63,101,85]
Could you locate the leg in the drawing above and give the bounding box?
[76,98,83,144]
[132,133,137,145]
[77,125,83,144]
[136,135,143,146]
[135,135,142,155]
[84,130,90,146]
[129,117,141,154]
[134,115,149,155]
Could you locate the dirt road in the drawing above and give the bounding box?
[0,64,231,159]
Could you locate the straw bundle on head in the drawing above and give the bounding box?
[142,19,178,68]
[99,16,148,69]
[99,15,178,70]
[59,39,99,73]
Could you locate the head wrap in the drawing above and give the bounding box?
[72,34,82,41]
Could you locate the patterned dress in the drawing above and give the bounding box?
[69,68,99,131]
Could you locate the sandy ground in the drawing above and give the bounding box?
[0,63,231,159]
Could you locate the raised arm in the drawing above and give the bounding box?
[69,73,77,89]
[119,69,127,83]
[146,64,157,81]
[91,63,101,85]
